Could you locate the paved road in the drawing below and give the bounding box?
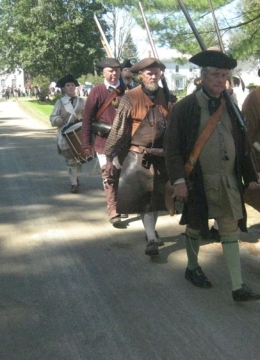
[1,99,260,360]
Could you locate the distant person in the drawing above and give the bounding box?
[187,77,201,95]
[232,76,247,110]
[245,83,258,94]
[121,59,139,90]
[225,78,238,106]
[5,87,10,100]
[50,74,86,193]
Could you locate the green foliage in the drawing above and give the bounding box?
[228,0,260,59]
[32,75,51,96]
[97,0,259,60]
[78,73,104,86]
[0,0,107,79]
[120,33,139,63]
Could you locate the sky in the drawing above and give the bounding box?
[131,0,240,58]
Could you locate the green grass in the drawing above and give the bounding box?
[17,98,54,126]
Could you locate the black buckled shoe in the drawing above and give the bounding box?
[145,240,159,256]
[145,231,164,246]
[232,284,260,302]
[109,215,121,227]
[185,267,212,288]
[71,184,79,193]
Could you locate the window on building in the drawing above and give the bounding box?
[12,79,16,87]
[175,65,179,73]
[1,79,5,87]
[176,80,180,88]
[189,67,193,72]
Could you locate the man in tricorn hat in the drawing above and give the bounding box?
[105,57,170,255]
[81,58,125,226]
[50,74,85,193]
[164,49,260,301]
[121,59,139,90]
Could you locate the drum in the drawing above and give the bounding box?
[62,121,89,162]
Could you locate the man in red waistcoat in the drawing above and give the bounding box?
[81,58,125,226]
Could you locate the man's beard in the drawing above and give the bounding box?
[143,82,159,91]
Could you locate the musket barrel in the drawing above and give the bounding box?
[177,0,258,182]
[207,0,225,53]
[138,2,159,59]
[94,14,114,58]
[138,1,176,104]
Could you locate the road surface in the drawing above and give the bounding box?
[0,99,260,360]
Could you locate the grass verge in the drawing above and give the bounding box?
[17,98,54,126]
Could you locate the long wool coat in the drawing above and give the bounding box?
[164,90,251,234]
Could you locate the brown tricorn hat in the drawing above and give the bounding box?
[96,58,120,69]
[130,57,166,73]
[56,74,80,88]
[189,50,237,70]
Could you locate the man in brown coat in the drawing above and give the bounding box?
[105,58,169,256]
[164,50,260,302]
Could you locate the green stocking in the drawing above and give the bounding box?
[221,235,243,291]
[184,234,200,270]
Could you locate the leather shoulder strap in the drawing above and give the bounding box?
[185,98,226,177]
[96,88,120,120]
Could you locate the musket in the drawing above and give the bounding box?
[177,0,258,184]
[138,2,176,104]
[94,14,114,58]
[207,0,225,53]
[207,0,235,88]
[94,14,126,91]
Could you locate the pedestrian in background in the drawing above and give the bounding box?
[121,59,139,90]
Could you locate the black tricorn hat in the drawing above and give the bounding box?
[56,74,79,88]
[121,59,133,69]
[189,50,237,70]
[130,57,166,73]
[96,58,120,69]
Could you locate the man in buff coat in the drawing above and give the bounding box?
[50,74,85,193]
[105,58,170,256]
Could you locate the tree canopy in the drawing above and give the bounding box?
[0,0,107,81]
[0,0,259,82]
[99,0,260,61]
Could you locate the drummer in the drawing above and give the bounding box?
[50,74,86,193]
